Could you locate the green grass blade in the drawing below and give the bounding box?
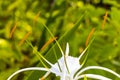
[59,11,87,42]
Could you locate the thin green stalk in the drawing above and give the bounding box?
[41,23,70,74]
[26,40,52,68]
[53,48,62,72]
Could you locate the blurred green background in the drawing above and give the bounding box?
[0,0,120,80]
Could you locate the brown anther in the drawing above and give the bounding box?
[40,37,57,51]
[33,11,40,26]
[9,22,18,38]
[40,77,44,80]
[86,28,95,46]
[102,11,108,30]
[18,31,32,46]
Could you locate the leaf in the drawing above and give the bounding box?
[59,11,87,42]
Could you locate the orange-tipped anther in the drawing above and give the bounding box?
[40,77,44,80]
[9,22,18,38]
[86,28,95,46]
[33,11,40,26]
[40,37,57,51]
[18,31,32,46]
[102,11,108,30]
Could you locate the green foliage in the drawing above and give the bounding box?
[0,0,120,80]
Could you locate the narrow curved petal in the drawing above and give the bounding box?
[61,64,66,80]
[75,66,120,79]
[75,74,111,80]
[7,67,50,80]
[65,43,69,56]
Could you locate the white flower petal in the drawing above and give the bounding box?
[7,67,50,80]
[51,56,81,78]
[65,43,69,56]
[75,66,120,79]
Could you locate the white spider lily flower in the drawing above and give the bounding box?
[50,55,81,79]
[50,43,120,80]
[50,43,81,79]
[7,43,120,80]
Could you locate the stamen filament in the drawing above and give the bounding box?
[26,40,53,67]
[42,23,64,56]
[53,48,62,72]
[41,23,70,74]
